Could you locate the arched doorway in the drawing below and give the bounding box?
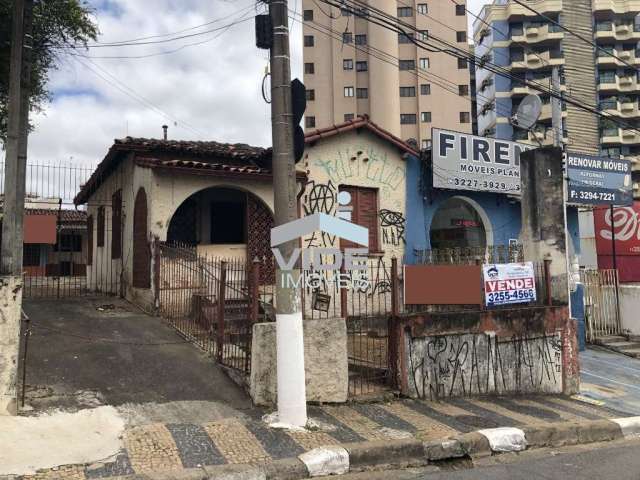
[133,188,150,288]
[430,197,488,250]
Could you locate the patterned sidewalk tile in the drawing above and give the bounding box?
[122,423,182,473]
[204,419,270,465]
[381,402,458,441]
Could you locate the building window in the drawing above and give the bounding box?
[341,7,352,16]
[400,86,416,97]
[23,244,40,267]
[421,139,431,149]
[339,185,379,252]
[397,6,412,17]
[304,35,314,47]
[399,32,413,44]
[355,34,367,45]
[303,9,314,21]
[456,31,467,42]
[112,189,122,259]
[55,234,82,253]
[600,70,616,83]
[460,112,471,123]
[304,62,315,74]
[342,32,353,43]
[400,113,417,124]
[343,58,354,70]
[356,61,368,71]
[420,83,431,95]
[97,206,105,247]
[306,89,315,101]
[421,112,432,123]
[457,58,468,69]
[305,116,316,128]
[211,201,245,244]
[417,3,428,14]
[419,57,430,69]
[87,215,93,265]
[344,86,355,97]
[458,84,469,96]
[356,87,368,98]
[417,30,429,41]
[510,23,524,37]
[455,4,465,15]
[344,113,355,122]
[399,59,415,70]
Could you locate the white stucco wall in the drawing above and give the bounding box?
[620,284,640,336]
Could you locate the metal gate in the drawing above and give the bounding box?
[580,269,621,342]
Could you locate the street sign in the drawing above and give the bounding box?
[483,262,537,307]
[566,152,633,206]
[431,128,533,194]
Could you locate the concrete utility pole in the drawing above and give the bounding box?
[0,0,32,416]
[268,0,307,427]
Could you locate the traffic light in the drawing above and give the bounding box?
[291,78,306,163]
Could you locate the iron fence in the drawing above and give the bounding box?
[580,268,621,342]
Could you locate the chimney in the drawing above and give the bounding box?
[162,125,168,140]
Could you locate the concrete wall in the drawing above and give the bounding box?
[250,317,348,406]
[620,284,640,336]
[0,276,23,415]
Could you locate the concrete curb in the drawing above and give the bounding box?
[81,416,640,480]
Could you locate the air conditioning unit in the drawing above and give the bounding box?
[619,50,632,59]
[526,27,539,37]
[620,76,633,86]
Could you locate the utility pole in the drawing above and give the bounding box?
[0,0,33,416]
[268,0,307,427]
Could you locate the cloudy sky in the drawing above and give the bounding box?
[17,0,490,168]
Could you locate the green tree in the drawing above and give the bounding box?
[0,0,98,143]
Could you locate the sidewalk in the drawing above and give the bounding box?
[6,394,631,479]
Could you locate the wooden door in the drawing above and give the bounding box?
[132,188,150,288]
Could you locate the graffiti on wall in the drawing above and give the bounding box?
[407,332,563,400]
[379,209,406,246]
[301,180,338,248]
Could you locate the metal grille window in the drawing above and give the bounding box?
[456,4,465,15]
[400,86,416,97]
[400,113,417,124]
[421,112,432,123]
[344,86,355,97]
[23,244,40,267]
[306,89,315,101]
[303,9,313,21]
[399,59,415,70]
[305,116,316,128]
[343,32,353,43]
[97,206,105,247]
[458,58,468,69]
[356,61,368,71]
[304,35,314,47]
[417,3,428,14]
[356,87,368,98]
[344,113,355,122]
[304,62,315,74]
[419,57,430,69]
[420,84,431,95]
[459,84,469,96]
[355,34,367,45]
[343,58,354,70]
[397,7,412,17]
[460,112,471,123]
[456,31,467,42]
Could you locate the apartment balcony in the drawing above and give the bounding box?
[596,49,640,66]
[601,129,640,145]
[511,80,566,96]
[511,51,563,70]
[498,0,562,19]
[593,0,640,14]
[538,102,568,121]
[601,100,640,118]
[598,76,639,93]
[510,24,564,44]
[595,24,640,41]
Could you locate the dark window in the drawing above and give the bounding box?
[55,234,82,253]
[399,32,413,44]
[400,86,416,97]
[510,22,524,36]
[356,87,368,98]
[306,89,315,101]
[97,206,105,247]
[339,185,379,252]
[305,116,316,128]
[457,57,468,69]
[457,31,467,42]
[304,35,314,47]
[341,7,352,16]
[211,202,245,244]
[87,215,93,265]
[343,58,354,70]
[399,59,415,70]
[23,244,40,267]
[397,7,412,17]
[304,62,315,74]
[456,4,465,15]
[355,34,367,45]
[356,61,368,71]
[400,113,417,124]
[458,84,469,96]
[343,32,353,43]
[112,189,122,259]
[344,113,355,122]
[421,112,432,122]
[303,9,314,21]
[421,83,431,95]
[460,112,471,123]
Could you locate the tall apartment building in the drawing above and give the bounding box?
[301,0,473,149]
[473,0,640,195]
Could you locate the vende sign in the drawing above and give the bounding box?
[594,201,640,256]
[483,262,537,307]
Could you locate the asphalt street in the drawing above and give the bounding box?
[323,439,640,480]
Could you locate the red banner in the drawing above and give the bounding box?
[594,201,640,256]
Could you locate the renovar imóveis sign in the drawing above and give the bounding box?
[431,128,533,194]
[566,152,633,206]
[483,262,537,307]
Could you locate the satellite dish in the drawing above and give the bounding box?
[512,94,542,130]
